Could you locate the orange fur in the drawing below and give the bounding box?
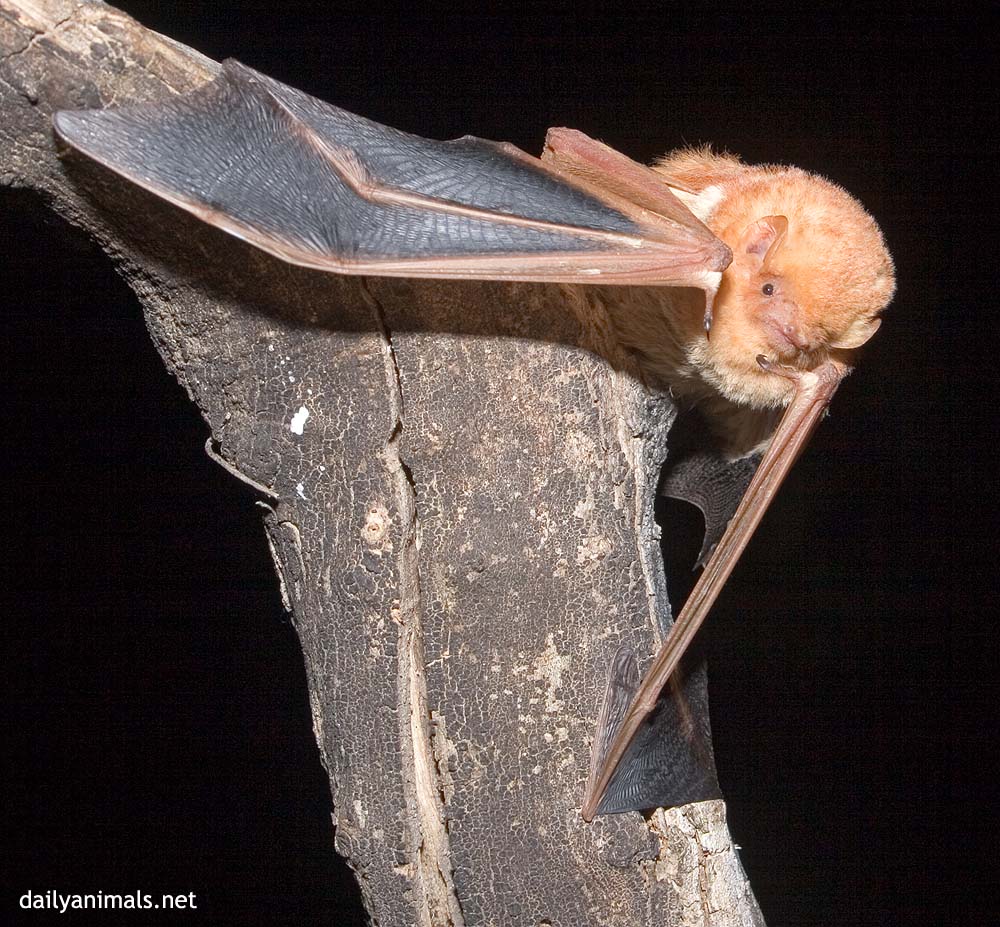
[649,149,895,414]
[654,144,746,191]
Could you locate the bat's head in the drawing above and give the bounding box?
[693,167,895,409]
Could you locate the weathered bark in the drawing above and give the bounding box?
[1,2,765,924]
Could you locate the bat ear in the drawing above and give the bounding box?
[830,316,882,349]
[740,215,788,268]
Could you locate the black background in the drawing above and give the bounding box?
[4,3,990,925]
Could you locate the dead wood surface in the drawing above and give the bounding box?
[1,2,765,924]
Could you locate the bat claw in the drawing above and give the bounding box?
[756,354,800,380]
[703,289,716,339]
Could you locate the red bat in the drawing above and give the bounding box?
[53,60,895,820]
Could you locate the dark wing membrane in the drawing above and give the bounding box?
[586,646,720,816]
[658,412,765,569]
[661,450,760,569]
[54,60,727,284]
[595,695,721,816]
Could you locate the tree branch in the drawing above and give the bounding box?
[1,2,765,923]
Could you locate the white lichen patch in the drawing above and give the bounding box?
[362,505,390,546]
[573,495,595,520]
[296,482,307,500]
[353,799,367,829]
[576,534,612,568]
[289,405,310,435]
[528,633,571,713]
[529,504,556,548]
[562,429,598,467]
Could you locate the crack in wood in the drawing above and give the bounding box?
[361,280,466,927]
[610,367,671,643]
[0,0,82,63]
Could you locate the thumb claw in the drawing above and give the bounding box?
[756,355,800,380]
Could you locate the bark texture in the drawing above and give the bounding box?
[1,2,765,924]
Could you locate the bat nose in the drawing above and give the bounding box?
[760,300,811,353]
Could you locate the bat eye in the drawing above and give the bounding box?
[761,283,775,296]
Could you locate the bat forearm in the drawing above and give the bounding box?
[582,359,846,820]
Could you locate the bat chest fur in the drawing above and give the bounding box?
[596,286,777,458]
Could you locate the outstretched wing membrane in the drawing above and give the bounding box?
[54,60,729,286]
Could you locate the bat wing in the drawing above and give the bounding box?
[582,418,757,817]
[661,451,760,569]
[53,60,730,287]
[582,360,847,820]
[587,646,720,816]
[659,412,763,569]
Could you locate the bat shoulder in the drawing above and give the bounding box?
[652,144,746,192]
